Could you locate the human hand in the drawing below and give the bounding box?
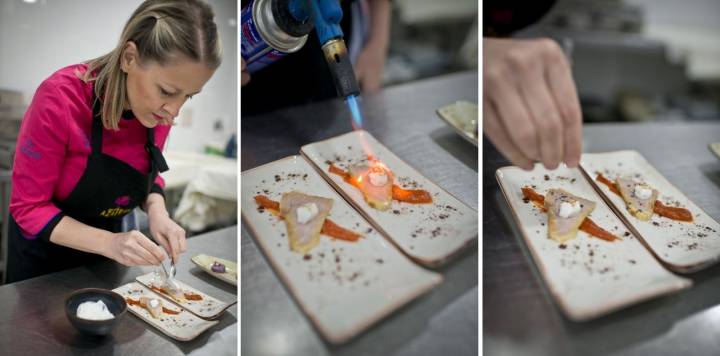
[241,58,250,86]
[483,37,582,170]
[107,230,167,266]
[148,209,187,264]
[354,44,387,94]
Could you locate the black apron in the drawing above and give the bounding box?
[6,98,169,283]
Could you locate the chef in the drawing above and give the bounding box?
[6,0,222,283]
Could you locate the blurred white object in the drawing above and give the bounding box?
[458,18,478,69]
[173,157,237,233]
[394,0,476,24]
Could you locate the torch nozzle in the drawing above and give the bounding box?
[322,38,360,98]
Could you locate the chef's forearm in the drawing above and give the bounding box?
[366,0,392,52]
[144,192,169,218]
[49,216,114,257]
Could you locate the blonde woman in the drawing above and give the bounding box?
[7,0,222,283]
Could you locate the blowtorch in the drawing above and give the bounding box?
[241,0,363,128]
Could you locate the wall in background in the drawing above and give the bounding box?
[0,0,237,153]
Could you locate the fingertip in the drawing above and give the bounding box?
[545,161,560,170]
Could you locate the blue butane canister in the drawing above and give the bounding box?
[241,0,311,73]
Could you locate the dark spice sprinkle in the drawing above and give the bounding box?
[544,175,550,181]
[431,227,442,237]
[653,222,660,226]
[624,232,630,237]
[393,210,400,215]
[523,198,530,204]
[376,258,384,264]
[303,254,312,261]
[571,178,576,183]
[274,175,281,182]
[366,228,373,233]
[324,160,333,165]
[559,244,567,249]
[629,259,636,264]
[319,253,325,258]
[589,251,594,257]
[335,256,341,263]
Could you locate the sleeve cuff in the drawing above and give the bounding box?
[150,183,165,200]
[38,212,65,242]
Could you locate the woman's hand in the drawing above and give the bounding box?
[148,208,187,264]
[354,0,391,94]
[354,44,387,94]
[106,230,167,266]
[483,37,583,170]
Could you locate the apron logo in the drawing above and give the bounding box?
[100,207,132,218]
[114,195,131,206]
[20,139,42,160]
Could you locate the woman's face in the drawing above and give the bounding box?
[121,42,216,128]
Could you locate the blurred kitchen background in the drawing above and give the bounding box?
[0,0,237,280]
[512,0,720,123]
[382,0,478,86]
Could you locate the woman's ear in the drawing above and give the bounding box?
[120,41,139,73]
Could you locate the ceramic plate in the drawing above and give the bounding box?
[301,130,477,267]
[113,282,218,341]
[496,164,691,321]
[581,150,720,272]
[436,100,478,146]
[136,272,234,320]
[708,143,720,160]
[191,254,237,286]
[241,156,442,344]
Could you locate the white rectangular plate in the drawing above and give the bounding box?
[241,156,442,344]
[496,164,691,321]
[581,150,720,272]
[191,254,238,286]
[136,272,234,320]
[113,282,219,341]
[301,130,477,266]
[436,100,478,146]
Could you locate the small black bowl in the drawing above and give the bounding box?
[65,288,127,336]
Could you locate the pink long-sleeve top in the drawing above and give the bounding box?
[10,64,171,239]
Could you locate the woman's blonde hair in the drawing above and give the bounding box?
[82,0,222,130]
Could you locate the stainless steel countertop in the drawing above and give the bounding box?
[241,71,479,356]
[484,122,720,356]
[0,226,238,356]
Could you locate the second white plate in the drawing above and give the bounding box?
[301,130,478,266]
[581,150,720,272]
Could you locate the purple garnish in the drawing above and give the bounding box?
[211,261,226,273]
